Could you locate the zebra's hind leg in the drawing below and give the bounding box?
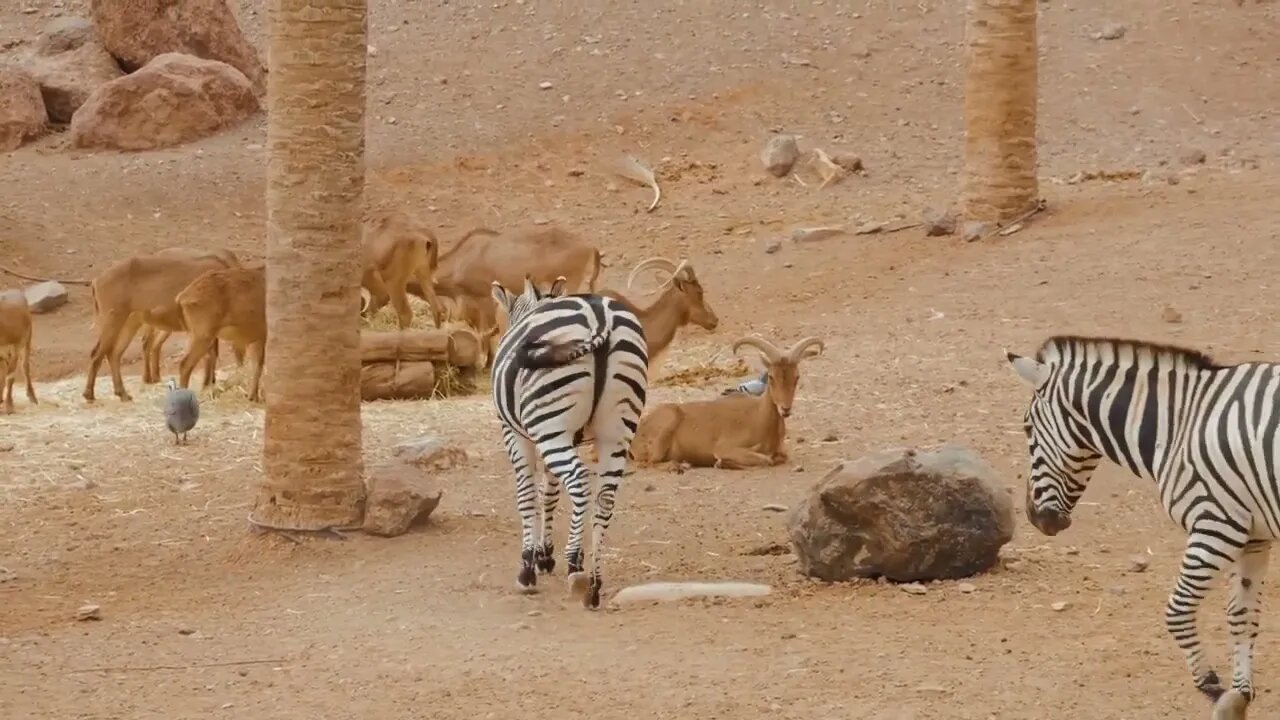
[1166,527,1247,702]
[501,428,541,594]
[532,438,592,596]
[576,437,630,610]
[535,468,560,574]
[1216,539,1272,719]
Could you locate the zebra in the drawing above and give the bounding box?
[1006,334,1278,720]
[490,274,649,609]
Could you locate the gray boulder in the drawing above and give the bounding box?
[787,445,1015,583]
[760,133,800,177]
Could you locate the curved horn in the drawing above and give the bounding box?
[786,336,826,363]
[732,336,784,365]
[626,256,678,290]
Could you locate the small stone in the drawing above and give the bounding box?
[177,627,196,635]
[1179,148,1207,166]
[760,133,800,177]
[526,610,543,617]
[791,226,846,243]
[1108,585,1127,596]
[538,81,554,90]
[531,216,550,225]
[764,240,782,254]
[821,432,839,442]
[901,582,928,595]
[762,503,788,512]
[391,435,467,470]
[830,152,863,173]
[961,221,989,242]
[23,280,68,314]
[1128,556,1150,573]
[1095,22,1126,40]
[76,604,101,621]
[923,207,957,236]
[957,582,976,594]
[366,45,378,57]
[1050,601,1070,612]
[567,167,585,177]
[1160,306,1183,324]
[854,221,884,235]
[792,464,804,473]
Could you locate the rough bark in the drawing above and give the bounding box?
[254,0,367,531]
[963,0,1038,225]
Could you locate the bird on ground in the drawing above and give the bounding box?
[164,378,199,445]
[722,370,768,397]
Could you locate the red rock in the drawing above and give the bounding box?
[0,70,47,152]
[69,53,259,151]
[26,18,124,124]
[90,0,265,93]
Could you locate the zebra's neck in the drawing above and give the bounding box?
[1064,350,1210,482]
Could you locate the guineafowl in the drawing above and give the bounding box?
[721,370,768,397]
[164,378,199,445]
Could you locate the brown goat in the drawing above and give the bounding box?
[176,265,267,403]
[599,256,719,374]
[407,224,603,366]
[361,210,444,329]
[629,335,825,470]
[84,247,240,402]
[0,290,37,413]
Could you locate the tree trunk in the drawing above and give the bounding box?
[963,0,1038,225]
[253,0,368,530]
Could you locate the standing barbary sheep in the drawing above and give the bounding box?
[163,378,199,445]
[84,247,241,402]
[361,210,445,330]
[629,335,824,470]
[599,256,720,375]
[0,290,38,413]
[175,265,266,402]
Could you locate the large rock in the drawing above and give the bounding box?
[26,18,124,124]
[69,53,259,151]
[787,445,1016,583]
[0,70,47,152]
[362,462,443,538]
[90,0,265,93]
[760,133,800,177]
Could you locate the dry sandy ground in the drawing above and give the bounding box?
[3,1,1280,719]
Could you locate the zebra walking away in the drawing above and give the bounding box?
[1006,335,1279,720]
[490,275,648,609]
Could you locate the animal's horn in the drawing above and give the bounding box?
[786,336,826,363]
[626,256,678,290]
[732,336,784,364]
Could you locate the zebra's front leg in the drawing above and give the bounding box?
[1215,539,1272,719]
[502,430,541,594]
[534,468,560,574]
[1167,529,1245,702]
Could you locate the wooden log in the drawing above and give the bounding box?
[360,361,436,401]
[359,328,481,368]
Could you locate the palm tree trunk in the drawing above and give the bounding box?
[253,0,367,530]
[963,0,1038,225]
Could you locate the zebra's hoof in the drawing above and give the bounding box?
[1198,672,1225,702]
[535,545,556,574]
[1213,690,1250,720]
[582,576,602,610]
[517,564,538,593]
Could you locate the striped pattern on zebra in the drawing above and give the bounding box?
[1006,335,1276,719]
[490,275,648,609]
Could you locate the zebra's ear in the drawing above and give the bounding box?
[549,276,568,297]
[491,281,513,310]
[522,275,537,297]
[1005,350,1050,389]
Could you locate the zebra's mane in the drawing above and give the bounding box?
[1035,335,1226,371]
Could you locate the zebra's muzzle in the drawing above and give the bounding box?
[1026,505,1072,536]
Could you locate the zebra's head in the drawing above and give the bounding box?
[490,275,569,329]
[1005,348,1103,537]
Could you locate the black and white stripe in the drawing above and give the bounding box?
[490,277,648,609]
[1007,335,1278,714]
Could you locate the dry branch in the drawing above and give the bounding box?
[0,264,91,286]
[70,658,286,674]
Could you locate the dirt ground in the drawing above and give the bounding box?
[3,1,1280,718]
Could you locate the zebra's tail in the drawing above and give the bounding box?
[517,326,608,369]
